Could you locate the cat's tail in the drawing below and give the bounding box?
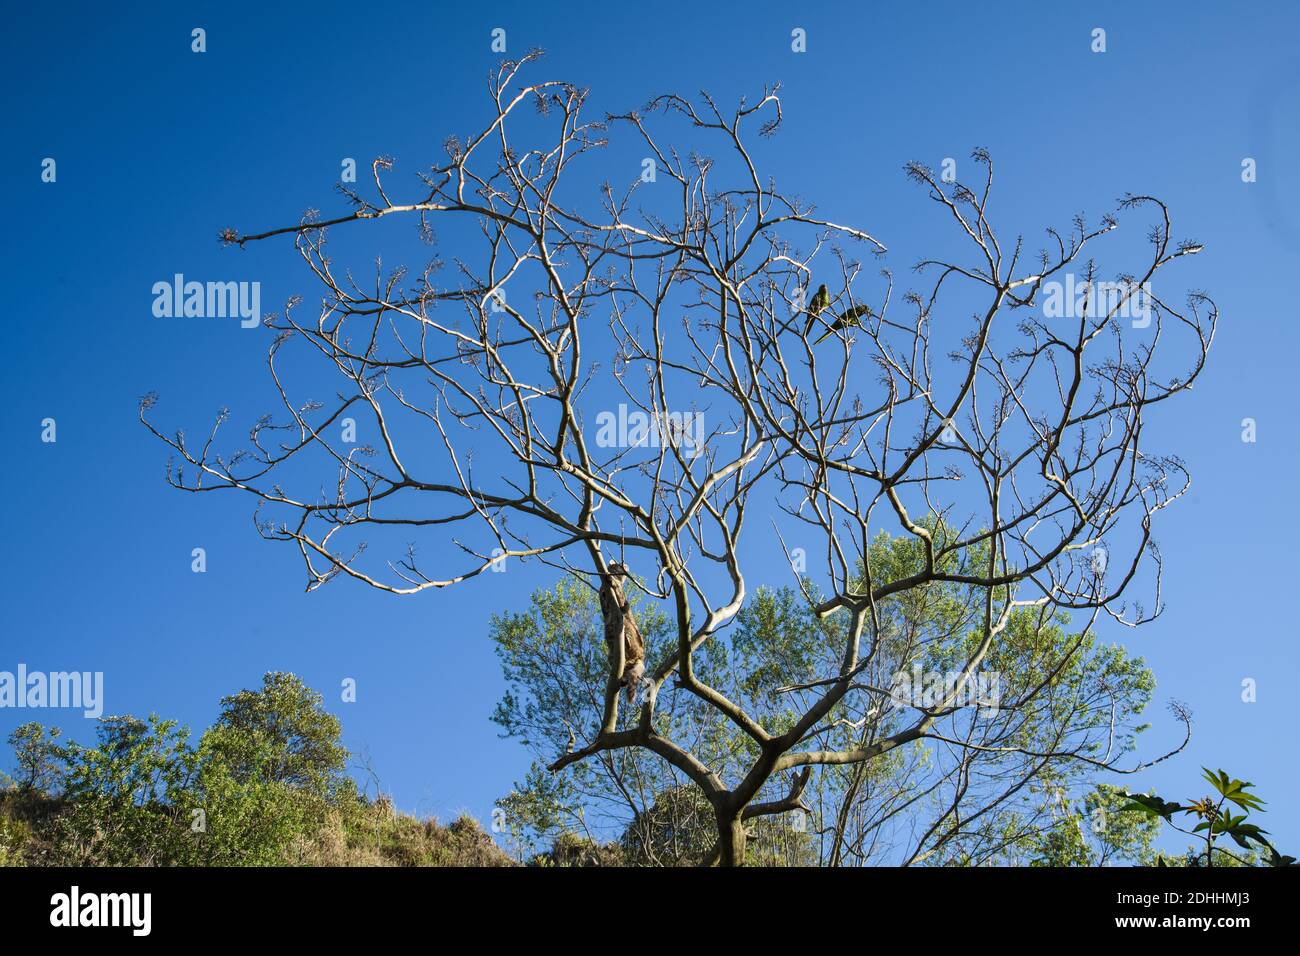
[624,660,646,707]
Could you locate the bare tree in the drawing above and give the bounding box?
[142,53,1215,866]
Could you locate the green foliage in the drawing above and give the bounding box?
[314,804,512,867]
[6,722,64,794]
[620,784,816,867]
[42,674,351,866]
[186,738,333,866]
[206,672,348,797]
[1021,785,1161,866]
[1,672,513,867]
[491,521,1179,866]
[491,577,813,864]
[56,715,200,865]
[530,831,627,867]
[0,809,32,866]
[495,763,577,861]
[1121,769,1294,867]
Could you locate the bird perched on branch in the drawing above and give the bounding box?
[802,283,831,336]
[812,303,874,344]
[801,284,874,343]
[599,562,646,706]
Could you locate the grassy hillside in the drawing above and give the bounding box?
[0,787,514,867]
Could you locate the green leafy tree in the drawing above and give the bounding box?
[1011,784,1162,866]
[47,674,354,865]
[206,672,349,797]
[187,735,333,866]
[6,722,64,794]
[494,526,1166,866]
[2,675,525,867]
[494,578,811,864]
[56,715,200,865]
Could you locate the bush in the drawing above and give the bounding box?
[0,673,514,868]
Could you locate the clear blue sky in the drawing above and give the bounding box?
[3,1,1297,854]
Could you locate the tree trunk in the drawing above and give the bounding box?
[715,810,747,867]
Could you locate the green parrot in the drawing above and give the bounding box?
[813,303,874,344]
[802,284,831,336]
